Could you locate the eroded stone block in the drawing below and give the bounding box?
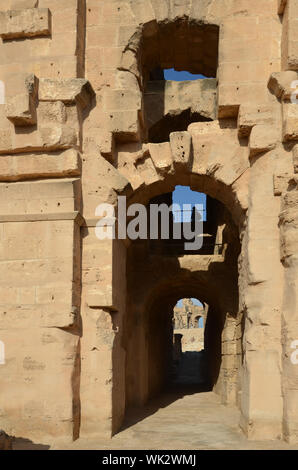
[0,8,51,40]
[170,131,192,170]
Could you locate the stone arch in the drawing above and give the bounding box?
[120,3,220,85]
[103,2,221,145]
[115,121,250,226]
[123,257,240,408]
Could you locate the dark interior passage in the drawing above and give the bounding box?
[121,184,241,431]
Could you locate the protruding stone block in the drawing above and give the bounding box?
[0,8,51,40]
[273,173,292,196]
[268,71,298,100]
[249,124,278,156]
[148,142,173,174]
[238,104,274,138]
[0,149,81,182]
[282,101,298,141]
[293,144,298,172]
[39,78,95,109]
[170,131,192,170]
[5,74,38,126]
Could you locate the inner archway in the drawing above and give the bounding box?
[121,181,242,427]
[172,298,208,386]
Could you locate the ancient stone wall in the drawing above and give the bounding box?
[0,0,297,445]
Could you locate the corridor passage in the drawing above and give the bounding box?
[47,392,297,450]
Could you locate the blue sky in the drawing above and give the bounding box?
[172,185,206,222]
[164,68,206,81]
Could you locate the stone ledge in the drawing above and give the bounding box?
[39,78,95,109]
[0,211,84,224]
[0,149,81,182]
[0,8,51,40]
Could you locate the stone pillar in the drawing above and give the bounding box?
[240,152,283,440]
[80,235,127,438]
[280,189,298,443]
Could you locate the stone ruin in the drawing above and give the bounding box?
[173,298,206,353]
[0,0,298,445]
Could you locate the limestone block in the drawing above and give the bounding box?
[134,152,160,186]
[97,130,115,163]
[10,0,38,7]
[241,349,283,440]
[268,71,298,99]
[144,79,217,130]
[150,0,169,23]
[104,89,141,112]
[37,101,67,125]
[282,0,298,70]
[273,173,293,196]
[120,49,139,77]
[6,93,36,126]
[238,104,274,138]
[282,101,298,141]
[293,144,298,172]
[0,328,80,440]
[106,110,140,142]
[0,8,51,40]
[87,290,114,310]
[5,74,38,126]
[0,178,81,215]
[148,142,173,174]
[0,149,81,181]
[249,124,278,156]
[280,196,298,259]
[189,121,250,189]
[170,131,192,171]
[0,123,79,154]
[127,0,155,24]
[39,78,95,109]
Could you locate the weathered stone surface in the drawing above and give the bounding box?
[0,8,51,40]
[238,104,274,138]
[0,0,297,449]
[39,78,95,108]
[5,74,38,126]
[249,124,279,156]
[273,173,293,196]
[268,71,298,100]
[170,131,192,170]
[282,101,298,141]
[148,142,173,174]
[0,149,81,181]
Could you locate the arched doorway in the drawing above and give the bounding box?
[120,180,242,425]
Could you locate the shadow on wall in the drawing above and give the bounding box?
[0,431,50,450]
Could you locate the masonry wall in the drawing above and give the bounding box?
[0,0,297,444]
